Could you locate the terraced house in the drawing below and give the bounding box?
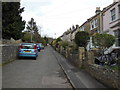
[70,25,79,43]
[81,7,102,50]
[79,20,90,50]
[60,0,120,53]
[102,0,120,53]
[60,25,79,44]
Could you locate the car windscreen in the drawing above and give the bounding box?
[39,44,43,46]
[36,44,39,46]
[22,44,34,49]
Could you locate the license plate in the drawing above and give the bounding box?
[24,50,31,52]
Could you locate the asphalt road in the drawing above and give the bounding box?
[2,45,72,88]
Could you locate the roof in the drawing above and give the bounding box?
[79,20,89,27]
[102,2,118,13]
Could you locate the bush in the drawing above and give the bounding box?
[59,41,69,50]
[21,32,31,42]
[69,43,78,51]
[75,31,90,49]
[92,33,115,55]
[51,40,56,47]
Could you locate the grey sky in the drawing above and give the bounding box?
[21,0,113,38]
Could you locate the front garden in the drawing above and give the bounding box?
[51,31,120,89]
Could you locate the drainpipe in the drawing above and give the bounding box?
[100,12,102,33]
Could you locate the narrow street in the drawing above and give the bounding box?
[2,45,72,88]
[2,45,106,89]
[1,1,120,89]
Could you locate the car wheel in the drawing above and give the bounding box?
[18,56,21,59]
[34,57,37,60]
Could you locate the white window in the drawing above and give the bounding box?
[118,5,120,13]
[111,8,116,21]
[94,19,98,28]
[80,26,84,31]
[90,19,98,30]
[90,21,94,30]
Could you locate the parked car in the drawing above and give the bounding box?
[18,43,38,60]
[36,43,41,52]
[39,43,44,50]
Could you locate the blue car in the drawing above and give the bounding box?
[39,43,44,50]
[36,43,41,52]
[18,43,38,60]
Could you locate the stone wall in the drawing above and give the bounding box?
[0,45,2,65]
[57,46,120,89]
[67,50,79,67]
[2,39,22,44]
[2,44,19,64]
[85,64,120,89]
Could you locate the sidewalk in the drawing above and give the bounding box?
[52,48,107,89]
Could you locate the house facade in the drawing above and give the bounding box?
[89,8,101,34]
[70,25,79,42]
[85,7,102,50]
[61,31,70,42]
[60,0,120,52]
[60,25,79,44]
[102,1,120,51]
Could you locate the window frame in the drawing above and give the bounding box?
[94,19,98,28]
[110,8,116,21]
[80,26,84,31]
[118,5,120,13]
[90,19,98,30]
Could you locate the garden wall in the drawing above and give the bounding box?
[85,64,120,88]
[56,46,120,89]
[2,44,19,64]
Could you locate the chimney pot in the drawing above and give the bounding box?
[95,7,101,14]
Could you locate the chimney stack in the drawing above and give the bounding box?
[72,25,75,30]
[76,25,79,29]
[95,7,101,14]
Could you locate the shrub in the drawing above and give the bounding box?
[92,33,115,55]
[59,41,69,50]
[69,43,78,51]
[75,31,90,49]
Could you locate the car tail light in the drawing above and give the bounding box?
[19,44,22,49]
[19,44,22,52]
[34,44,37,52]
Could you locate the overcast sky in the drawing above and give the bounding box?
[21,0,113,38]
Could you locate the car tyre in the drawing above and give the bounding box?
[34,57,37,60]
[18,56,21,59]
